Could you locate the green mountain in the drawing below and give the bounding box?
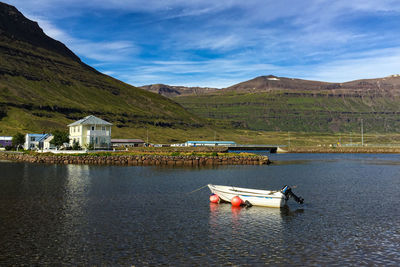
[145,75,400,133]
[0,2,209,142]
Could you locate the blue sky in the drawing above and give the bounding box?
[5,0,400,88]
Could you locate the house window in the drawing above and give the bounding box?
[30,137,35,141]
[91,126,95,131]
[102,126,105,131]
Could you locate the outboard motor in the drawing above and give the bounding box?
[281,185,304,204]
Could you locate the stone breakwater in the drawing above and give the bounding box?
[0,152,270,166]
[287,146,400,153]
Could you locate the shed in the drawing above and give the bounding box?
[0,136,12,147]
[111,139,145,147]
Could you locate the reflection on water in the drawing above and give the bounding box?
[209,203,284,246]
[209,202,284,225]
[0,153,399,266]
[64,165,91,215]
[208,203,310,265]
[271,159,313,165]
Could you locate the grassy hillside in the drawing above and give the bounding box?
[175,87,400,134]
[0,2,215,142]
[142,75,400,134]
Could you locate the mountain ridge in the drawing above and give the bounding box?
[0,2,80,62]
[140,84,218,97]
[141,74,400,97]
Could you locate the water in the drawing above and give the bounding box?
[0,154,399,265]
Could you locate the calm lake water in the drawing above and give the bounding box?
[0,153,399,266]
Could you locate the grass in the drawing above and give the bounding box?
[175,90,400,133]
[25,150,260,158]
[0,36,206,137]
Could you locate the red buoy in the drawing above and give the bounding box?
[209,194,220,203]
[231,196,243,207]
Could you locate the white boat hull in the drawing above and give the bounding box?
[208,184,287,208]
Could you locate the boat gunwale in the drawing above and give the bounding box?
[208,184,284,199]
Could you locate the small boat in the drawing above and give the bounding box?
[208,184,304,208]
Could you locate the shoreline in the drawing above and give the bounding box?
[0,151,270,166]
[285,146,400,154]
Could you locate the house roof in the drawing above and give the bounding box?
[44,135,54,142]
[111,139,145,143]
[68,115,112,126]
[26,133,50,142]
[0,136,12,141]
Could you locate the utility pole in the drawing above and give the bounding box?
[361,119,364,146]
[146,128,149,145]
[288,131,290,147]
[350,132,352,146]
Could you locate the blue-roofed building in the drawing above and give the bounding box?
[185,141,236,147]
[24,133,50,150]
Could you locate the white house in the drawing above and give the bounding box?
[43,135,56,150]
[68,115,112,149]
[24,134,50,150]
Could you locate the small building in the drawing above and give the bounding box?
[24,134,50,150]
[68,115,112,149]
[171,143,185,147]
[111,139,145,147]
[0,136,12,147]
[43,135,56,150]
[185,141,236,147]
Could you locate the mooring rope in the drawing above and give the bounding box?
[186,184,208,195]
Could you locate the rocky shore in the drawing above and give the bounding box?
[0,152,270,166]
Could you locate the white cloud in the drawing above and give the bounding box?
[70,40,137,62]
[22,14,138,63]
[304,47,400,82]
[119,46,400,87]
[119,58,282,88]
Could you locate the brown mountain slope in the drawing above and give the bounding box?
[224,75,330,92]
[142,74,400,98]
[140,84,218,97]
[223,75,400,97]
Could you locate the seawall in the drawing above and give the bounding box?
[287,146,400,153]
[0,152,270,166]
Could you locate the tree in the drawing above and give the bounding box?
[12,132,25,150]
[84,142,94,150]
[72,140,81,150]
[51,130,69,148]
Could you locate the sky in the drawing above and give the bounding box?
[5,0,400,88]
